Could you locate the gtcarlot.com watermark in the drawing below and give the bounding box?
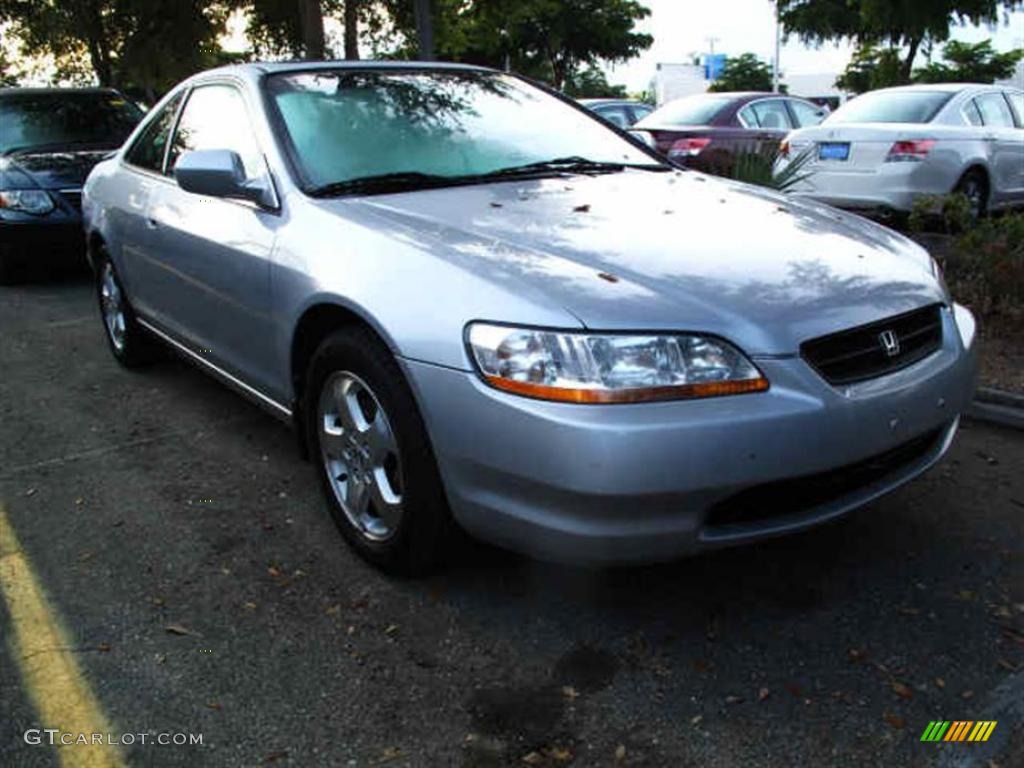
[25,729,203,747]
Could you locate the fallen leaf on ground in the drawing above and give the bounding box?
[549,746,572,762]
[573,204,591,213]
[97,643,111,653]
[615,744,627,760]
[25,488,36,496]
[267,565,281,577]
[324,604,340,616]
[562,685,579,700]
[884,713,905,729]
[891,681,914,700]
[961,690,974,700]
[384,624,399,636]
[244,601,258,611]
[262,751,288,764]
[205,700,222,711]
[725,695,744,705]
[690,714,703,726]
[997,658,1019,672]
[165,623,192,636]
[934,677,946,689]
[521,752,543,765]
[758,687,770,702]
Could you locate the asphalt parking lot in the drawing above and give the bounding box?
[1,270,1022,768]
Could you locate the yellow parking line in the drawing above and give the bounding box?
[0,504,124,768]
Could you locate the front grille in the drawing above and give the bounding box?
[705,427,944,530]
[801,304,943,386]
[59,189,83,213]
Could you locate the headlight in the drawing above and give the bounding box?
[0,189,55,215]
[467,323,768,403]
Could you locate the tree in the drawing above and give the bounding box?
[382,0,653,90]
[913,39,1024,84]
[0,0,234,100]
[835,44,904,93]
[707,53,773,92]
[778,0,1023,82]
[563,66,628,98]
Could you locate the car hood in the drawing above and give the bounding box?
[342,170,944,355]
[0,148,113,190]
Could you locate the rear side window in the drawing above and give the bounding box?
[1005,91,1023,126]
[630,104,653,123]
[594,105,630,128]
[749,100,793,130]
[167,84,263,179]
[125,91,183,173]
[830,91,952,124]
[962,100,984,126]
[639,95,732,127]
[975,92,1016,127]
[789,99,825,128]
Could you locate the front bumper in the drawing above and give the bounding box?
[0,207,85,263]
[403,305,978,565]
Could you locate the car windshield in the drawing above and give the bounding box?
[265,69,662,192]
[0,91,144,154]
[827,90,953,124]
[635,95,732,127]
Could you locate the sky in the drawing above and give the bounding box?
[602,0,1024,92]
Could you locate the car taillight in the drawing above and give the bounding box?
[886,139,935,162]
[668,137,711,159]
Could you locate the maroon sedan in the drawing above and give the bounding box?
[632,92,827,174]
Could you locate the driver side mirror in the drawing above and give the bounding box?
[174,149,276,210]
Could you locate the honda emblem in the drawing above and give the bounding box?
[878,329,900,357]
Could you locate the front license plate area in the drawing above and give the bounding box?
[818,142,850,161]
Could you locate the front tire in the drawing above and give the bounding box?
[305,326,454,575]
[94,251,156,367]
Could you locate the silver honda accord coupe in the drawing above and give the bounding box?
[82,62,978,573]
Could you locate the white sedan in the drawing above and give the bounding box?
[780,83,1024,218]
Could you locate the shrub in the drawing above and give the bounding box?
[947,213,1024,313]
[727,144,814,192]
[908,193,973,234]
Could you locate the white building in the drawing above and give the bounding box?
[649,61,849,107]
[995,59,1024,90]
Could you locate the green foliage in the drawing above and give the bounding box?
[707,53,773,93]
[727,144,815,192]
[0,0,235,100]
[908,193,973,234]
[382,0,653,90]
[948,214,1024,312]
[563,66,628,98]
[779,0,1022,81]
[913,39,1024,84]
[835,44,905,93]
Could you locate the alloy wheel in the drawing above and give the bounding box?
[99,262,126,353]
[317,371,404,541]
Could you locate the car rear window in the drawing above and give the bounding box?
[636,95,732,127]
[0,91,143,154]
[828,91,953,124]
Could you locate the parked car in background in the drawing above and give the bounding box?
[84,62,976,574]
[631,92,827,172]
[779,84,1024,219]
[578,98,653,128]
[0,87,144,282]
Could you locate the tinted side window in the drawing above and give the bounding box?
[167,85,262,178]
[595,105,630,128]
[789,100,824,128]
[750,100,792,130]
[962,99,984,126]
[975,92,1015,128]
[1004,91,1023,127]
[737,104,758,127]
[630,105,653,123]
[125,92,184,173]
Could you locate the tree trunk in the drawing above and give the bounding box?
[344,0,359,60]
[900,35,922,82]
[78,0,113,85]
[413,0,434,61]
[297,0,325,60]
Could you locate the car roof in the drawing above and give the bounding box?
[202,60,496,78]
[867,83,999,94]
[579,99,647,106]
[0,86,123,97]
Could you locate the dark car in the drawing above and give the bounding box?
[578,98,654,128]
[0,87,144,282]
[632,92,827,173]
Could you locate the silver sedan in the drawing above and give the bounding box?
[83,62,978,573]
[781,83,1024,218]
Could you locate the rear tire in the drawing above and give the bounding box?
[305,326,454,575]
[954,169,988,221]
[94,250,157,367]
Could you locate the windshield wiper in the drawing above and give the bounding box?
[479,156,669,179]
[308,171,456,197]
[308,156,671,198]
